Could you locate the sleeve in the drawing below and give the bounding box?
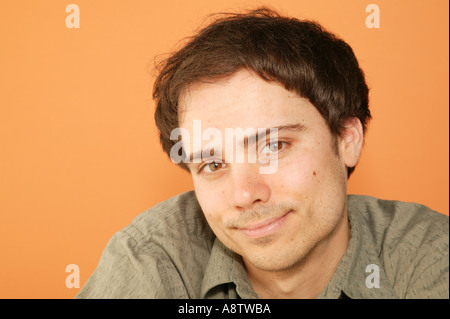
[75,230,187,299]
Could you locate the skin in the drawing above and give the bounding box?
[178,70,364,298]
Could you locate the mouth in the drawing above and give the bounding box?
[237,210,292,239]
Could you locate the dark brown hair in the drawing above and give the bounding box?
[153,7,371,176]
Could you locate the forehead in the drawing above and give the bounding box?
[178,70,324,132]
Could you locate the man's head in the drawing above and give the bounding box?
[153,7,371,177]
[153,8,370,276]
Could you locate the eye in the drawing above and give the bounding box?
[263,141,287,154]
[199,161,227,174]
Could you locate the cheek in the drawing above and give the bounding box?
[271,144,346,204]
[272,155,319,194]
[193,178,226,222]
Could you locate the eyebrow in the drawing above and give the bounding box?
[187,123,306,164]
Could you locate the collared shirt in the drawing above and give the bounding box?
[76,191,449,299]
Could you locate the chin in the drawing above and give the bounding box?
[242,240,315,273]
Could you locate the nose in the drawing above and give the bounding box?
[230,163,271,209]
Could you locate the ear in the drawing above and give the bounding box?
[338,117,364,169]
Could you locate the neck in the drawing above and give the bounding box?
[245,212,351,299]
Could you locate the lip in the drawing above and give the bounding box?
[237,211,291,239]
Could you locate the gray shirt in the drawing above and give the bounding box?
[76,191,449,299]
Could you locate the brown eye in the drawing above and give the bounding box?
[207,162,223,172]
[264,141,286,154]
[269,142,283,152]
[200,161,226,174]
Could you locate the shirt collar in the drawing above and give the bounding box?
[311,196,399,299]
[201,238,258,299]
[339,199,398,298]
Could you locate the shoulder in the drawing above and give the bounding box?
[121,191,215,271]
[124,190,213,243]
[348,195,448,252]
[348,195,449,298]
[77,191,215,298]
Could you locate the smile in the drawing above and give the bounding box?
[238,211,292,239]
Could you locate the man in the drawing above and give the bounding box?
[76,8,449,299]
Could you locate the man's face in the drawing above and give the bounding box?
[179,70,355,273]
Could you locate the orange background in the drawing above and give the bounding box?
[0,0,448,299]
